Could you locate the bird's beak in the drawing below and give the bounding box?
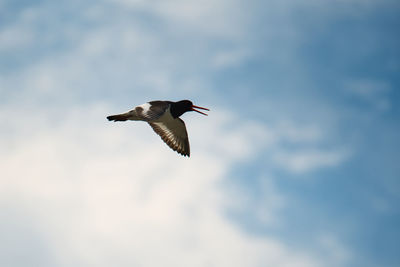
[191,105,210,116]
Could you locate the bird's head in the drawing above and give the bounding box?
[172,100,209,118]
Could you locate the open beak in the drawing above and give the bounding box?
[191,105,210,116]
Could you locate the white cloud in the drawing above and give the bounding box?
[243,120,352,174]
[0,103,330,267]
[273,148,350,174]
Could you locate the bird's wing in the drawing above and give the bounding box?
[133,101,170,121]
[149,118,190,156]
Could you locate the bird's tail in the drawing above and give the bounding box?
[107,113,130,121]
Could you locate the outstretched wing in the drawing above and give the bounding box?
[149,118,190,157]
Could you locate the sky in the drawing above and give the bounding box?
[1,0,399,266]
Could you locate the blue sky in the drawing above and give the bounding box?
[1,0,399,266]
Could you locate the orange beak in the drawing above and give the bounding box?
[191,105,210,116]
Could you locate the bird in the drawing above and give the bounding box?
[107,100,209,157]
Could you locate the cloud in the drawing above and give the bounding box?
[246,120,352,174]
[0,103,328,267]
[318,234,351,265]
[0,0,373,266]
[1,1,228,103]
[109,0,248,38]
[344,79,392,111]
[273,148,350,174]
[0,23,34,52]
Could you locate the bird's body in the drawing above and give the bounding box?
[107,100,209,157]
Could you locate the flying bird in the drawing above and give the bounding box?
[107,100,209,157]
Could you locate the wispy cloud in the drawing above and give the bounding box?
[344,79,392,111]
[273,148,350,174]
